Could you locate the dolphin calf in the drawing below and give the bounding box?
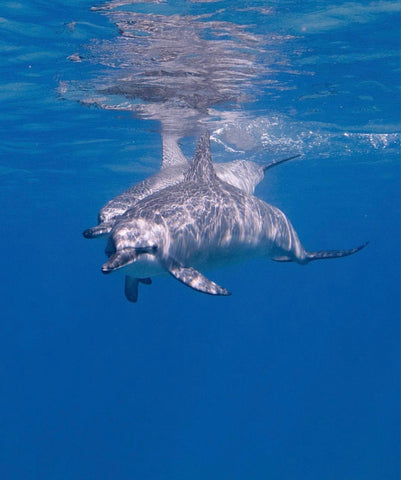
[83,135,299,239]
[100,132,367,302]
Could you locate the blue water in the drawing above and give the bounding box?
[1,1,400,479]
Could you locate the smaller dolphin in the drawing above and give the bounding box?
[83,135,299,239]
[100,132,367,302]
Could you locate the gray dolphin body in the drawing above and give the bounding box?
[101,133,367,302]
[83,135,299,239]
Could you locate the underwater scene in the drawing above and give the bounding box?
[0,0,400,478]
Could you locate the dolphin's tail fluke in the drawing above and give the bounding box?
[262,154,301,172]
[305,241,369,262]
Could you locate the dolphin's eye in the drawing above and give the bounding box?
[136,245,157,253]
[135,245,158,254]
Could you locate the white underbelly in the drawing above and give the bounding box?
[112,243,274,278]
[118,253,166,278]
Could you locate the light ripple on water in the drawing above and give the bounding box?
[62,3,295,137]
[59,0,399,164]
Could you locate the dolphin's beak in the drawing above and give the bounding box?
[83,223,113,239]
[101,249,138,274]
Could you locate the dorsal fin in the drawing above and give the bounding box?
[184,131,218,183]
[161,135,188,169]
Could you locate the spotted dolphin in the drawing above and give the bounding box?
[99,132,367,302]
[83,135,299,239]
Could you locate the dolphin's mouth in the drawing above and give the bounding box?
[102,248,138,274]
[102,246,158,274]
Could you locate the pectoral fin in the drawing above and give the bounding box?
[124,276,153,303]
[125,276,139,302]
[162,257,231,296]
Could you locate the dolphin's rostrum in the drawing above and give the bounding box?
[99,132,367,302]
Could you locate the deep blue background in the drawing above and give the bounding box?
[0,1,399,479]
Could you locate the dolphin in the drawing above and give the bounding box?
[100,132,367,302]
[83,135,299,239]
